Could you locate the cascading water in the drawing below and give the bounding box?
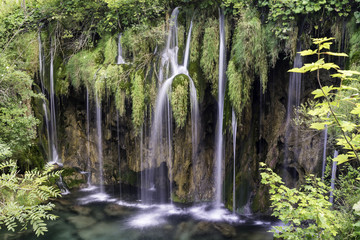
[329,150,338,204]
[38,31,51,160]
[116,111,122,199]
[214,9,226,206]
[321,123,329,181]
[232,109,237,212]
[49,37,60,164]
[96,93,104,194]
[284,42,302,183]
[117,33,125,64]
[85,88,93,188]
[142,8,199,204]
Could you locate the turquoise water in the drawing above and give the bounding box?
[0,187,275,240]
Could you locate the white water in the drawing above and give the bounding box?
[232,109,237,212]
[48,37,60,164]
[96,93,104,194]
[215,9,226,206]
[116,111,122,199]
[321,122,329,181]
[143,8,199,204]
[117,33,125,64]
[284,42,302,182]
[329,150,338,204]
[38,31,51,159]
[85,88,92,188]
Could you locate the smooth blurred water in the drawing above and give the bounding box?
[0,188,276,240]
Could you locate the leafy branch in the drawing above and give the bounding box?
[289,37,360,164]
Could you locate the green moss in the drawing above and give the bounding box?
[200,18,219,97]
[348,18,360,68]
[131,71,145,132]
[171,74,189,128]
[66,50,97,90]
[103,35,117,65]
[227,8,279,119]
[7,31,39,74]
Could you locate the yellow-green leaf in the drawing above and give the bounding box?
[312,37,335,45]
[298,49,317,56]
[321,52,348,57]
[333,154,349,165]
[351,105,360,116]
[310,122,332,130]
[337,70,360,76]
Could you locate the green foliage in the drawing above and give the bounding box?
[227,8,278,118]
[171,74,189,128]
[289,37,360,164]
[122,23,165,65]
[260,162,343,239]
[66,50,98,90]
[200,17,219,97]
[0,56,40,157]
[0,160,61,236]
[131,71,145,131]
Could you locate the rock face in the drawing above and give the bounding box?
[43,19,324,212]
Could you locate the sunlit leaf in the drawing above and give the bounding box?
[310,122,332,130]
[337,70,360,76]
[351,105,360,116]
[298,49,317,56]
[333,154,349,164]
[312,37,335,44]
[321,52,348,57]
[311,86,334,98]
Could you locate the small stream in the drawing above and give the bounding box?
[0,186,276,240]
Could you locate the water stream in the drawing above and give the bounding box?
[49,37,60,164]
[284,42,302,183]
[329,150,338,204]
[38,31,51,160]
[215,9,226,206]
[232,109,237,212]
[117,33,125,64]
[143,8,199,205]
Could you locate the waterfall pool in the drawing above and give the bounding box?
[0,187,277,240]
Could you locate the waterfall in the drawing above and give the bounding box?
[321,123,328,181]
[142,8,199,204]
[116,111,122,199]
[38,32,51,160]
[214,9,226,206]
[96,93,104,193]
[232,109,237,212]
[117,33,125,64]
[49,37,60,164]
[329,150,338,204]
[284,42,302,182]
[85,88,93,188]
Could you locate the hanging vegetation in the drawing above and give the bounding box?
[171,74,189,128]
[200,18,219,97]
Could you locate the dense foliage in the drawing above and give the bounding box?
[0,160,61,236]
[260,162,343,239]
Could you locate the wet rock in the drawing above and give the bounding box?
[69,205,92,215]
[55,198,72,206]
[192,221,213,236]
[103,203,129,217]
[213,222,236,238]
[67,215,97,229]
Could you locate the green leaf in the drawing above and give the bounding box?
[310,122,332,130]
[312,37,335,44]
[350,105,360,116]
[311,86,335,98]
[321,52,348,57]
[333,154,349,164]
[298,49,317,56]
